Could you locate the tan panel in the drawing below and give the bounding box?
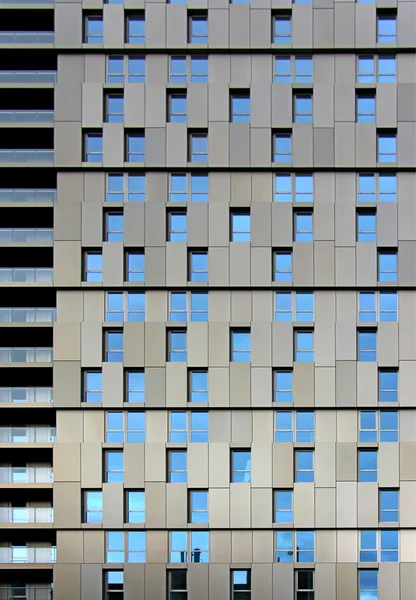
[251,563,273,599]
[209,367,230,407]
[146,411,168,444]
[80,443,101,488]
[166,483,187,528]
[230,362,251,407]
[124,443,145,488]
[230,482,251,528]
[188,564,209,600]
[54,482,81,528]
[57,530,83,563]
[188,323,209,367]
[315,563,336,600]
[231,410,252,443]
[209,443,230,487]
[57,291,83,322]
[379,563,400,600]
[272,443,293,487]
[166,362,187,407]
[209,489,230,529]
[81,323,102,367]
[102,483,123,528]
[146,531,168,564]
[379,443,400,487]
[401,563,416,600]
[54,361,81,408]
[293,362,315,406]
[315,487,336,528]
[124,564,145,600]
[102,362,123,407]
[272,564,293,600]
[316,411,336,443]
[144,443,165,482]
[316,531,336,563]
[336,563,358,600]
[315,442,336,487]
[336,482,357,528]
[145,482,166,529]
[337,531,358,563]
[400,530,416,562]
[209,563,231,600]
[294,482,314,528]
[357,482,378,528]
[231,530,253,563]
[84,410,105,443]
[54,242,81,287]
[400,481,416,527]
[81,564,102,600]
[251,488,272,529]
[56,410,83,443]
[54,564,81,600]
[124,323,145,367]
[336,442,357,481]
[251,443,272,487]
[400,442,416,480]
[83,530,104,564]
[144,564,166,598]
[188,443,209,488]
[54,443,81,482]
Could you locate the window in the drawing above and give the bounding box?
[357,173,397,203]
[357,56,375,83]
[378,133,396,162]
[357,92,376,123]
[191,56,208,82]
[85,15,103,43]
[274,490,293,523]
[357,211,376,242]
[84,491,102,523]
[378,56,396,82]
[295,450,314,482]
[189,490,208,523]
[189,250,208,282]
[358,449,377,482]
[106,531,146,563]
[378,251,397,282]
[107,56,146,83]
[105,451,124,483]
[126,370,145,403]
[274,174,314,203]
[294,211,313,242]
[380,490,399,522]
[274,56,291,82]
[231,93,250,123]
[274,292,314,322]
[169,292,208,322]
[231,330,251,362]
[358,292,398,322]
[106,292,145,322]
[360,530,399,562]
[275,531,314,562]
[231,211,250,242]
[274,56,312,83]
[107,173,146,203]
[273,251,292,282]
[273,133,292,162]
[273,14,291,43]
[84,251,103,282]
[168,93,187,123]
[85,132,103,162]
[275,412,314,442]
[106,532,124,562]
[189,14,208,43]
[125,251,145,282]
[168,211,187,242]
[128,56,146,82]
[105,571,123,599]
[169,173,208,203]
[84,370,102,403]
[126,15,145,43]
[106,411,146,442]
[126,132,145,162]
[170,411,209,442]
[107,56,124,83]
[232,450,251,483]
[105,94,124,123]
[359,410,398,442]
[105,212,124,242]
[105,331,124,362]
[275,411,293,442]
[379,370,398,403]
[168,570,187,599]
[170,56,208,83]
[377,13,396,43]
[359,570,378,600]
[359,55,396,83]
[274,370,293,402]
[232,571,251,599]
[295,330,314,362]
[189,132,208,162]
[170,531,209,563]
[189,370,208,403]
[125,491,145,523]
[168,450,187,483]
[357,330,376,362]
[293,93,313,123]
[295,571,314,600]
[170,56,187,83]
[295,57,312,82]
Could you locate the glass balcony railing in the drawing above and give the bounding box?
[0,427,56,443]
[0,150,53,162]
[0,70,57,83]
[0,388,53,403]
[0,547,56,563]
[0,507,53,523]
[0,586,53,600]
[0,0,53,3]
[0,268,53,282]
[0,32,54,44]
[0,189,56,202]
[0,348,53,362]
[0,467,53,483]
[0,308,55,322]
[0,111,54,123]
[0,229,53,242]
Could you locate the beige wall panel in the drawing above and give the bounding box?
[378,323,399,367]
[146,531,168,564]
[315,442,336,487]
[251,367,272,407]
[210,531,232,564]
[272,443,293,487]
[54,360,81,408]
[124,323,145,367]
[315,563,336,600]
[336,482,357,527]
[83,291,104,324]
[102,362,123,407]
[316,411,336,443]
[357,482,378,528]
[146,411,168,444]
[188,564,209,600]
[401,563,416,600]
[145,482,166,529]
[145,564,166,599]
[166,243,187,287]
[166,362,187,407]
[81,323,102,367]
[209,367,230,407]
[188,443,209,488]
[57,530,83,563]
[209,443,230,487]
[357,362,378,406]
[251,442,272,488]
[337,409,357,443]
[272,564,293,600]
[315,367,336,407]
[400,409,416,442]
[294,482,314,528]
[146,367,166,408]
[315,487,336,528]
[316,532,336,564]
[54,482,81,528]
[54,564,81,600]
[315,322,336,366]
[252,412,273,444]
[252,530,274,564]
[209,564,231,600]
[57,291,83,323]
[166,483,187,528]
[293,363,315,406]
[379,443,399,488]
[231,410,252,444]
[231,530,253,563]
[210,410,231,443]
[230,483,251,528]
[272,323,293,367]
[251,487,272,529]
[80,443,101,487]
[188,323,209,367]
[336,442,357,481]
[400,530,416,562]
[252,564,272,600]
[337,531,358,563]
[400,442,416,480]
[124,565,145,600]
[84,410,105,443]
[83,530,104,564]
[230,363,251,407]
[102,483,123,528]
[57,410,83,443]
[55,442,81,482]
[145,323,166,367]
[336,563,358,600]
[209,488,230,529]
[144,443,165,483]
[54,242,82,287]
[379,563,400,600]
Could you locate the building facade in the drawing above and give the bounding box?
[0,0,415,598]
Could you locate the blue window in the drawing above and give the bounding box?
[274,174,313,203]
[358,450,377,482]
[380,410,398,442]
[128,57,146,82]
[191,56,208,82]
[189,490,208,523]
[359,570,377,600]
[127,133,145,162]
[128,532,146,562]
[126,491,145,523]
[127,15,145,43]
[106,95,124,123]
[107,56,124,83]
[189,133,208,162]
[275,531,293,562]
[231,330,251,362]
[107,174,146,203]
[106,212,124,242]
[191,292,208,322]
[170,292,187,321]
[274,370,293,403]
[296,531,314,562]
[275,412,313,444]
[274,56,291,82]
[170,531,209,563]
[358,330,377,361]
[85,16,103,43]
[380,490,399,522]
[85,133,103,162]
[379,370,398,403]
[107,174,124,202]
[381,530,398,562]
[296,293,314,322]
[296,411,314,442]
[274,252,292,282]
[231,212,250,242]
[275,293,292,322]
[169,94,187,123]
[189,370,208,403]
[359,411,377,442]
[170,56,187,83]
[84,491,102,523]
[126,251,145,282]
[357,94,375,122]
[168,331,187,362]
[170,174,187,203]
[127,412,146,442]
[357,211,376,241]
[169,412,209,442]
[295,174,313,202]
[358,292,376,321]
[189,251,208,282]
[295,450,314,482]
[231,95,250,123]
[358,174,376,202]
[274,490,293,523]
[360,530,377,562]
[295,56,312,82]
[294,212,313,242]
[273,15,291,43]
[107,531,124,562]
[105,331,123,362]
[84,252,102,282]
[380,292,397,321]
[126,371,145,403]
[377,14,396,43]
[105,451,124,483]
[378,133,396,162]
[168,450,187,483]
[357,56,375,83]
[106,293,124,321]
[275,411,293,442]
[379,56,396,82]
[168,211,187,241]
[189,15,208,43]
[273,133,292,162]
[124,291,146,321]
[84,371,102,403]
[191,173,208,201]
[275,174,292,202]
[378,251,397,282]
[379,174,396,202]
[295,331,314,362]
[275,531,314,563]
[294,94,313,123]
[232,450,251,483]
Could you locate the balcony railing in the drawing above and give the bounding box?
[0,507,53,524]
[0,150,54,162]
[0,388,53,403]
[0,0,53,3]
[0,111,54,123]
[0,467,53,483]
[0,547,56,563]
[0,189,56,202]
[0,427,56,443]
[0,268,53,282]
[0,229,53,243]
[0,32,54,44]
[0,70,57,83]
[0,586,53,600]
[0,308,56,323]
[0,348,53,362]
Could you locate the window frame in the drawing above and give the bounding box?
[188,249,208,282]
[274,369,293,403]
[295,449,314,483]
[275,531,315,563]
[273,250,293,282]
[231,329,251,362]
[169,291,209,322]
[357,329,377,362]
[356,92,376,123]
[294,210,313,242]
[106,173,146,203]
[84,251,103,282]
[294,329,314,362]
[274,55,313,83]
[356,209,377,242]
[274,291,314,322]
[377,132,397,163]
[168,209,188,242]
[125,370,145,403]
[358,291,398,322]
[106,291,146,322]
[84,132,103,162]
[379,489,399,523]
[274,489,294,524]
[84,370,103,403]
[378,250,398,282]
[379,369,398,403]
[188,13,208,43]
[125,490,145,524]
[169,172,209,203]
[358,409,399,442]
[85,14,103,43]
[293,92,313,123]
[359,570,378,600]
[273,132,292,163]
[168,329,187,362]
[231,210,251,242]
[358,449,378,482]
[104,330,124,363]
[104,450,124,484]
[230,92,251,123]
[168,569,188,599]
[231,449,252,483]
[105,93,124,123]
[273,14,292,44]
[106,411,146,443]
[105,571,124,600]
[169,531,209,563]
[125,250,145,282]
[169,410,209,443]
[274,173,314,203]
[295,570,314,600]
[231,570,251,599]
[167,449,188,483]
[168,92,188,123]
[188,489,209,523]
[126,14,145,43]
[189,132,208,162]
[106,530,146,563]
[83,490,103,523]
[126,131,145,162]
[188,369,208,403]
[377,13,396,43]
[357,173,397,203]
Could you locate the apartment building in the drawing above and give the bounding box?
[0,0,414,598]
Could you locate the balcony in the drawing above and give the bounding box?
[0,309,55,323]
[0,71,56,84]
[0,33,54,44]
[0,467,53,484]
[0,427,55,443]
[0,0,53,3]
[0,111,54,123]
[0,388,53,403]
[0,269,53,282]
[0,150,53,163]
[0,189,56,203]
[0,229,53,243]
[0,348,53,362]
[0,507,53,524]
[0,547,56,563]
[0,586,53,600]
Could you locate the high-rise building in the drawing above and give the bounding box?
[0,0,414,598]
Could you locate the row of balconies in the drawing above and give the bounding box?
[0,427,55,443]
[0,388,52,403]
[0,467,53,484]
[0,507,53,524]
[0,547,56,563]
[0,348,52,362]
[0,587,53,600]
